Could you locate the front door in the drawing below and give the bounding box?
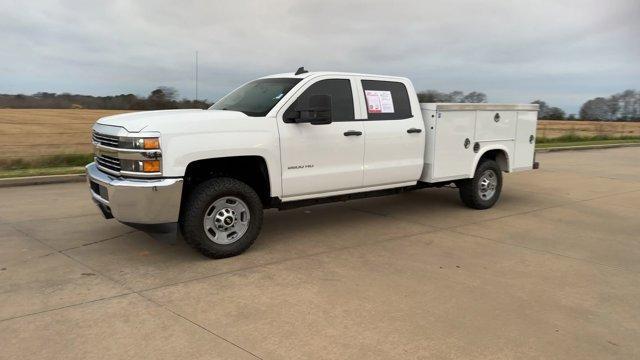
[277,77,364,198]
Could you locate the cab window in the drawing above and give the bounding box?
[361,80,412,120]
[285,79,355,121]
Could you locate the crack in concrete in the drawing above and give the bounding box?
[4,224,266,359]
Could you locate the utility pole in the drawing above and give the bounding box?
[195,51,199,102]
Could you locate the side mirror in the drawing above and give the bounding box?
[287,94,333,125]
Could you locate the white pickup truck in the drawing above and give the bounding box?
[87,68,539,258]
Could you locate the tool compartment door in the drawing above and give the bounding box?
[475,111,517,141]
[514,110,537,170]
[432,111,476,180]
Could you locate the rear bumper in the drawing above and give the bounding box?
[86,163,183,224]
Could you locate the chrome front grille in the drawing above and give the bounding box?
[92,126,162,178]
[92,132,119,148]
[95,154,121,172]
[93,131,123,174]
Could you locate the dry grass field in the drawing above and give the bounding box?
[537,120,640,139]
[0,109,131,159]
[1,109,639,160]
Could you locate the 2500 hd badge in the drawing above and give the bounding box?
[287,164,314,170]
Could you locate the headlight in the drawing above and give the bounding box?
[120,159,161,173]
[119,137,160,150]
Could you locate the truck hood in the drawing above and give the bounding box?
[96,109,250,133]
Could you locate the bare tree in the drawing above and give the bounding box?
[417,90,449,103]
[531,100,548,115]
[462,91,487,103]
[531,100,565,120]
[613,90,640,120]
[417,90,487,103]
[579,90,640,121]
[580,97,611,120]
[545,107,566,120]
[449,91,464,103]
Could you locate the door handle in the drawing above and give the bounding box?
[407,128,422,134]
[343,130,363,136]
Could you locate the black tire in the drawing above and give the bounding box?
[180,177,263,258]
[457,159,502,210]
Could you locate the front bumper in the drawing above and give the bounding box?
[86,163,183,224]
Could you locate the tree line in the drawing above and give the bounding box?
[418,89,640,121]
[578,90,640,121]
[417,90,570,120]
[0,87,211,110]
[1,87,638,121]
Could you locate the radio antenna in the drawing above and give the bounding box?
[195,51,199,102]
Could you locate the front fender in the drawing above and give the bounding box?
[160,130,282,197]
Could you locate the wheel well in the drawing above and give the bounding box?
[479,149,509,172]
[181,156,271,207]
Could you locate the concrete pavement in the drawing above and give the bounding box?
[1,147,639,359]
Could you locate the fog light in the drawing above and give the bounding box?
[143,160,160,172]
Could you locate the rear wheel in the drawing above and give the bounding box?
[181,178,263,258]
[457,159,502,210]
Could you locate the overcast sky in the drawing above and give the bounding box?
[1,0,638,114]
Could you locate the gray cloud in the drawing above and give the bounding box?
[1,0,638,113]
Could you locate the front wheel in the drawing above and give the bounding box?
[181,178,263,258]
[457,159,502,210]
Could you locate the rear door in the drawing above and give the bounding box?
[359,79,425,187]
[277,77,365,198]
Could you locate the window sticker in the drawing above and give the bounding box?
[365,90,394,113]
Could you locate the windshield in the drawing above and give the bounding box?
[210,78,302,116]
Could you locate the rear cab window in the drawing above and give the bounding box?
[361,80,412,120]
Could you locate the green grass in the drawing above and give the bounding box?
[536,133,640,149]
[536,139,640,149]
[0,153,91,179]
[537,134,640,144]
[0,166,86,179]
[0,153,93,171]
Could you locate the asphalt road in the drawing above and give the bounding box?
[1,148,639,359]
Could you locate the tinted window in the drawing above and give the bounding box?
[361,80,412,120]
[286,79,354,121]
[211,78,301,117]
